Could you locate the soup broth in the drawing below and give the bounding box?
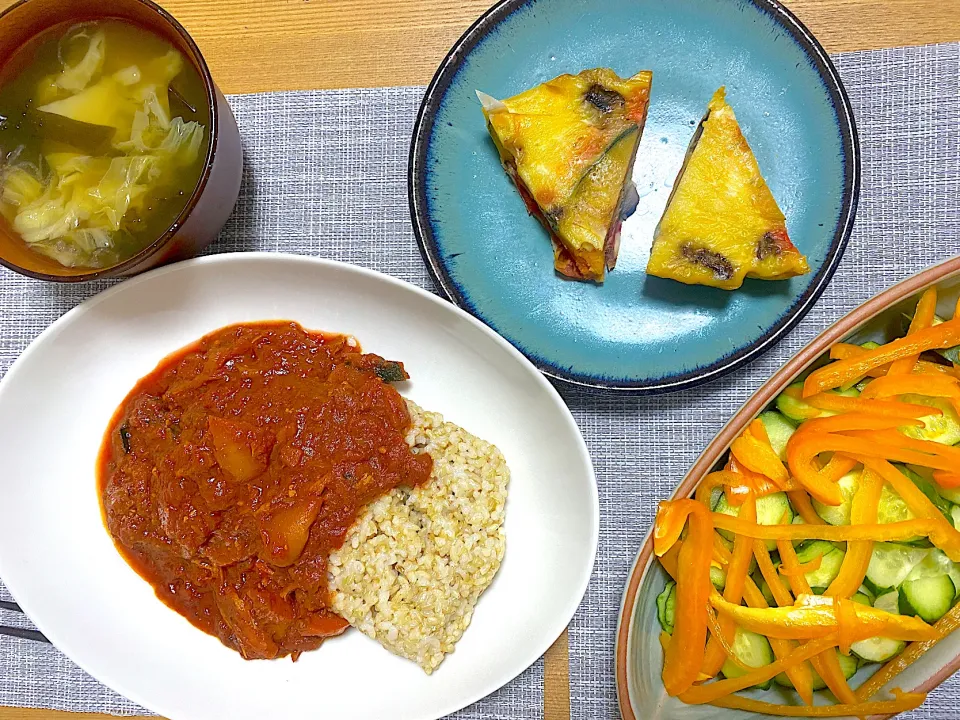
[0,19,210,269]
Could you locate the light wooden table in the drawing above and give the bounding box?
[0,0,958,719]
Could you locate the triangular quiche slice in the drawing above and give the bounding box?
[646,87,809,290]
[479,68,652,282]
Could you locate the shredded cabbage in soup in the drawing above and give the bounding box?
[0,22,207,269]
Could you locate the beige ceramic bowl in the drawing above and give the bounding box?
[616,255,960,720]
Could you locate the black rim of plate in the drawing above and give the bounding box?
[408,0,861,393]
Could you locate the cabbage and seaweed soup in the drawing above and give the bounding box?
[0,20,210,269]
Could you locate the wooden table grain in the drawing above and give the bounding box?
[0,1,958,719]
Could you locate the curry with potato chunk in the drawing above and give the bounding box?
[98,321,432,660]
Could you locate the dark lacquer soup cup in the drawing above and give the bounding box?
[0,0,242,282]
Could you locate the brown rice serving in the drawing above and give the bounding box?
[327,400,509,673]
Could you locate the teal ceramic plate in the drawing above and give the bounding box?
[409,0,859,392]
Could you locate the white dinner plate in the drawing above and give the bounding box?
[0,252,598,720]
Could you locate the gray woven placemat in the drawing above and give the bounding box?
[0,41,958,719]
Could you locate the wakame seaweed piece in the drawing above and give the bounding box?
[119,423,132,453]
[374,360,409,383]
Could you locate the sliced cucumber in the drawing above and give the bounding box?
[795,540,846,588]
[865,543,930,593]
[851,592,872,606]
[851,590,907,663]
[905,549,960,598]
[899,465,953,519]
[900,395,960,446]
[760,411,796,461]
[776,383,859,424]
[775,651,857,691]
[852,636,907,663]
[940,486,960,506]
[810,466,918,530]
[900,574,955,623]
[811,469,916,533]
[907,463,960,505]
[875,589,901,614]
[877,483,916,525]
[936,480,960,507]
[813,470,860,525]
[721,628,775,690]
[758,576,791,606]
[791,513,806,549]
[657,581,676,634]
[876,481,924,546]
[715,533,734,553]
[952,506,960,533]
[716,492,793,551]
[776,382,815,423]
[710,564,727,592]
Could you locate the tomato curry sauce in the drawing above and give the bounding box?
[98,322,433,659]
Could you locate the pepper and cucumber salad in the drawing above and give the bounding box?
[653,286,960,717]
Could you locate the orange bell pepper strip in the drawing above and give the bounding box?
[781,383,823,419]
[844,431,960,471]
[659,542,681,579]
[747,539,814,704]
[788,489,826,525]
[777,540,860,706]
[916,360,960,378]
[730,421,790,487]
[709,592,938,643]
[858,457,960,561]
[805,392,940,420]
[888,287,938,376]
[934,470,960,488]
[826,468,882,599]
[851,427,960,458]
[656,500,713,696]
[715,513,947,543]
[701,467,791,507]
[751,418,771,444]
[779,554,822,577]
[654,500,690,557]
[829,343,890,377]
[729,454,797,495]
[713,533,732,564]
[796,413,921,434]
[785,431,848,505]
[709,690,926,717]
[860,373,960,402]
[835,595,859,656]
[804,318,960,396]
[817,452,859,482]
[856,601,960,702]
[704,608,747,673]
[701,495,756,676]
[677,634,838,705]
[754,540,793,604]
[695,471,729,506]
[830,342,870,360]
[829,344,956,378]
[787,431,955,503]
